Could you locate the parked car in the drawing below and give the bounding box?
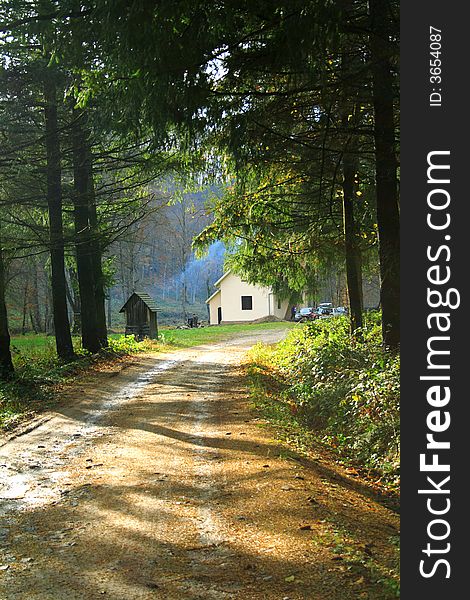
[294,307,318,322]
[317,302,333,317]
[332,306,348,316]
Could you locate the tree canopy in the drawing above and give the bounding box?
[0,0,400,378]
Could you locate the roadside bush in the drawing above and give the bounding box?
[106,334,145,354]
[249,314,400,484]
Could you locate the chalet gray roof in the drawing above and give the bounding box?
[119,291,160,313]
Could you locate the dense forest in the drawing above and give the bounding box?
[0,0,399,373]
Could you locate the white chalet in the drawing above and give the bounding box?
[206,271,289,325]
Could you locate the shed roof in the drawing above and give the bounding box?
[119,291,160,313]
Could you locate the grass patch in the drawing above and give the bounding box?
[159,321,295,348]
[10,334,58,360]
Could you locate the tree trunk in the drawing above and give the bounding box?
[44,293,50,334]
[31,260,42,332]
[182,280,188,320]
[342,151,363,332]
[29,311,38,334]
[21,282,29,335]
[87,165,108,347]
[119,243,126,304]
[66,267,81,335]
[107,295,112,327]
[206,277,211,320]
[69,28,106,348]
[0,243,14,379]
[44,74,75,361]
[369,0,400,349]
[339,2,364,334]
[162,265,167,301]
[72,108,101,353]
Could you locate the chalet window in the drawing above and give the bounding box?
[277,298,281,309]
[241,296,253,310]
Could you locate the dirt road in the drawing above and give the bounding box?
[0,330,399,599]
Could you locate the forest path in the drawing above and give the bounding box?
[0,329,399,600]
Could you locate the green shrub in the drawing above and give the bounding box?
[106,334,144,354]
[249,315,400,484]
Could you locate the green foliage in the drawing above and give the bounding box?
[185,0,385,303]
[106,334,144,354]
[248,314,400,485]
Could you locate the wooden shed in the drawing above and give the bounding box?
[119,292,160,339]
